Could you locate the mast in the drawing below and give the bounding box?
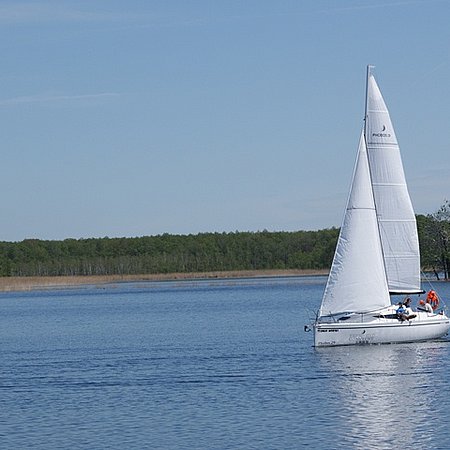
[364,65,375,140]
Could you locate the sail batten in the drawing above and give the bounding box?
[372,183,409,187]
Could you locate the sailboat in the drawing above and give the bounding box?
[313,66,450,347]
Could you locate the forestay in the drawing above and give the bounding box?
[365,70,421,294]
[319,133,391,317]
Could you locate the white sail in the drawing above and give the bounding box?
[365,70,421,294]
[319,133,391,317]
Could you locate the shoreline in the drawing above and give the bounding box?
[0,269,329,292]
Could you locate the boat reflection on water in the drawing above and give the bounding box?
[315,342,449,448]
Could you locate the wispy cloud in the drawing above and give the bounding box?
[314,0,444,14]
[0,92,120,106]
[0,2,152,24]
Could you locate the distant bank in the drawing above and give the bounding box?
[0,269,329,292]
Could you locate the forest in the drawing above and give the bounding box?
[0,201,449,279]
[0,229,338,277]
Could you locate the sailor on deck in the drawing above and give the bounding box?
[397,298,416,321]
[418,298,433,314]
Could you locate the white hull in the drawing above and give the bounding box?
[314,309,450,347]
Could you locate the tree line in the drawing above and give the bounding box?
[0,229,339,277]
[0,201,448,279]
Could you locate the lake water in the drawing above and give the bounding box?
[1,276,450,449]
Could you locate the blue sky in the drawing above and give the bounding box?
[0,0,449,241]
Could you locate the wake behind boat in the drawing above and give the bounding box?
[312,66,449,347]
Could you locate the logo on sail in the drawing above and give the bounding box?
[372,125,391,138]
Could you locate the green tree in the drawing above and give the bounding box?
[418,201,450,280]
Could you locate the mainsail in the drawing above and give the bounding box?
[320,133,391,316]
[365,68,422,294]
